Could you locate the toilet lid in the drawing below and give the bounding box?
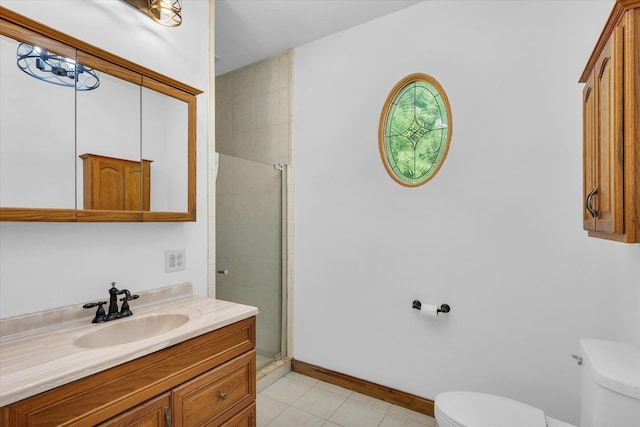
[435,391,547,427]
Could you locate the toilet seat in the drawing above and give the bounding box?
[435,391,548,427]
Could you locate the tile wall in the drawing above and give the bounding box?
[215,51,291,166]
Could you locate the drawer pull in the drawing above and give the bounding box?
[219,392,228,401]
[586,187,598,217]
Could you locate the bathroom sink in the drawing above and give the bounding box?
[74,313,189,348]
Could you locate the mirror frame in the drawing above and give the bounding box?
[0,6,201,222]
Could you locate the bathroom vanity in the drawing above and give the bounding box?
[0,284,258,426]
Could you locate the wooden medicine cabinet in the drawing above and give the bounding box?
[79,154,152,211]
[0,6,202,222]
[580,0,640,242]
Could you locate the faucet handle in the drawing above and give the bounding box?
[83,301,107,309]
[83,301,107,323]
[118,293,139,317]
[120,293,139,302]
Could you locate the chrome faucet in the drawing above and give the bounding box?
[83,282,139,323]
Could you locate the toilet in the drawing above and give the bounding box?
[435,339,640,427]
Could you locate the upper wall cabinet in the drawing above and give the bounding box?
[0,6,202,222]
[580,0,639,243]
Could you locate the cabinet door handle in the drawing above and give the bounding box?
[219,392,228,401]
[164,406,172,427]
[586,187,598,217]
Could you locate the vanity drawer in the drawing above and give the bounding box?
[220,402,256,427]
[172,351,256,427]
[99,392,170,427]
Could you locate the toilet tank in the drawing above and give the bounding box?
[579,339,640,427]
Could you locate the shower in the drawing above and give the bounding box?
[213,50,293,372]
[215,153,287,370]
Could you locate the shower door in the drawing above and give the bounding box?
[215,153,285,371]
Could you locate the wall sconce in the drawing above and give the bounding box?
[16,43,100,90]
[122,0,182,27]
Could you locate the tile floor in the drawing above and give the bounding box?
[257,371,437,427]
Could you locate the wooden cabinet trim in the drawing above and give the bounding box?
[1,317,256,426]
[580,1,640,83]
[0,17,75,60]
[0,7,201,95]
[0,207,77,222]
[626,8,640,242]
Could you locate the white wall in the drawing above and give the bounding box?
[0,0,210,317]
[293,0,639,424]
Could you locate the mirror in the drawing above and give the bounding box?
[0,7,201,222]
[76,57,142,219]
[0,33,76,212]
[142,83,190,214]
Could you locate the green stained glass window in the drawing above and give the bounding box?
[379,73,452,187]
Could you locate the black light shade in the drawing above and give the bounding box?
[16,43,100,91]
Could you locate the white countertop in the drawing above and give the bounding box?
[0,283,258,406]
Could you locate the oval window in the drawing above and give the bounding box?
[378,73,452,187]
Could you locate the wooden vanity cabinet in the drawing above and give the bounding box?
[80,153,152,211]
[1,317,256,427]
[100,352,256,427]
[580,1,640,242]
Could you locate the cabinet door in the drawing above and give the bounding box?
[593,26,624,234]
[123,159,152,211]
[99,393,171,427]
[172,351,255,427]
[124,161,143,211]
[86,155,125,210]
[583,71,596,231]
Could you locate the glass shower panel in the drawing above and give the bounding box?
[216,153,283,371]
